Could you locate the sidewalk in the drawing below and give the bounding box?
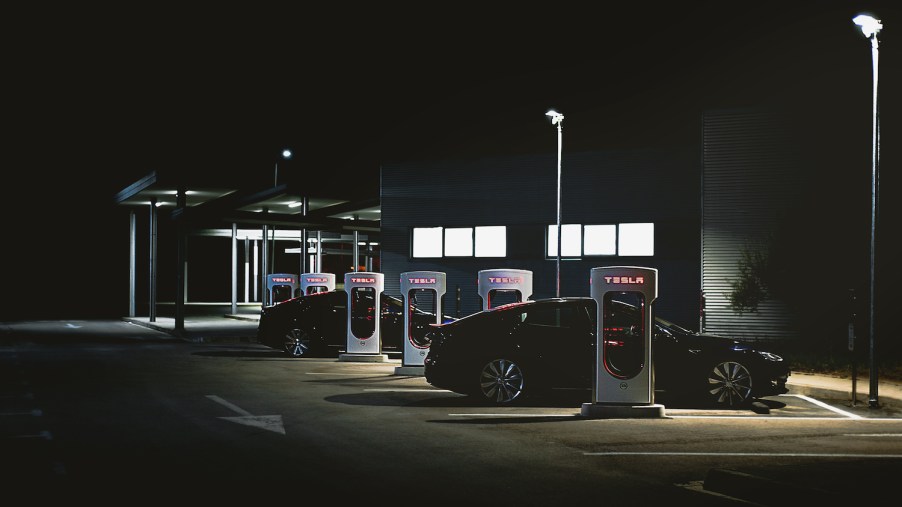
[123,313,902,410]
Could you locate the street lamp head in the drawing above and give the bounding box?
[546,109,564,125]
[281,148,293,160]
[853,14,882,38]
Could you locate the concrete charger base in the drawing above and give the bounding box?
[580,402,668,419]
[339,353,390,363]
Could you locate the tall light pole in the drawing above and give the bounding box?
[547,109,564,298]
[853,13,882,408]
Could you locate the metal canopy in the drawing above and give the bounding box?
[115,170,381,234]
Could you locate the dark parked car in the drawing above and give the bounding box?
[257,290,448,357]
[423,297,790,408]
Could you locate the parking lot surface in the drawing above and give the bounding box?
[2,318,901,504]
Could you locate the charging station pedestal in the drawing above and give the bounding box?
[581,266,666,419]
[339,272,388,363]
[395,271,446,376]
[477,269,533,310]
[266,273,298,306]
[300,273,335,295]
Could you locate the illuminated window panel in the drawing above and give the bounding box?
[584,224,617,255]
[475,226,506,257]
[412,227,443,258]
[444,227,474,256]
[618,223,654,256]
[547,224,582,257]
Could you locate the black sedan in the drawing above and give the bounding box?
[423,297,790,408]
[257,290,445,357]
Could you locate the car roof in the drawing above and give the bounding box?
[488,297,593,310]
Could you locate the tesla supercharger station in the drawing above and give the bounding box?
[300,273,335,295]
[396,271,446,375]
[477,269,533,310]
[580,266,666,419]
[340,272,388,362]
[266,273,298,306]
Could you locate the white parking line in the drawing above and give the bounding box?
[10,430,53,440]
[449,413,579,417]
[364,388,454,392]
[583,451,902,458]
[780,393,863,419]
[843,433,902,437]
[0,409,42,417]
[667,415,899,421]
[0,393,34,400]
[446,413,902,421]
[306,372,394,376]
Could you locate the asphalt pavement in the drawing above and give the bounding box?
[5,312,902,504]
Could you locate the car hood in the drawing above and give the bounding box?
[672,331,748,351]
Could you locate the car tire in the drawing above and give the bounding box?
[284,329,312,358]
[706,360,754,408]
[475,357,528,405]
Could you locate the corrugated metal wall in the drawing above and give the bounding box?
[702,109,800,341]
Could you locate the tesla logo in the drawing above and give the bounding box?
[619,382,629,390]
[408,278,436,284]
[604,276,644,285]
[271,277,295,283]
[488,277,522,284]
[306,277,328,283]
[351,277,376,283]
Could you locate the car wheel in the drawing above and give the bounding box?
[706,360,754,408]
[477,357,527,405]
[283,329,311,358]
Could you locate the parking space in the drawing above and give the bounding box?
[303,358,901,421]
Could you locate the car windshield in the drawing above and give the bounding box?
[588,298,694,335]
[655,316,694,334]
[383,294,434,316]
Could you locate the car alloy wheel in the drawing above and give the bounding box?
[479,358,526,405]
[284,329,311,358]
[707,360,753,407]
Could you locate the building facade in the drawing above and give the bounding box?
[380,147,702,328]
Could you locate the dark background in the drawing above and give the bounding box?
[3,1,899,321]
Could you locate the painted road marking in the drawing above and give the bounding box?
[446,413,902,421]
[9,431,53,440]
[206,395,285,435]
[667,415,902,421]
[450,413,579,417]
[364,388,454,393]
[584,452,902,458]
[306,372,394,376]
[843,433,902,437]
[0,409,42,417]
[780,393,863,419]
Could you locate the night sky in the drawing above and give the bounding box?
[3,1,899,320]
